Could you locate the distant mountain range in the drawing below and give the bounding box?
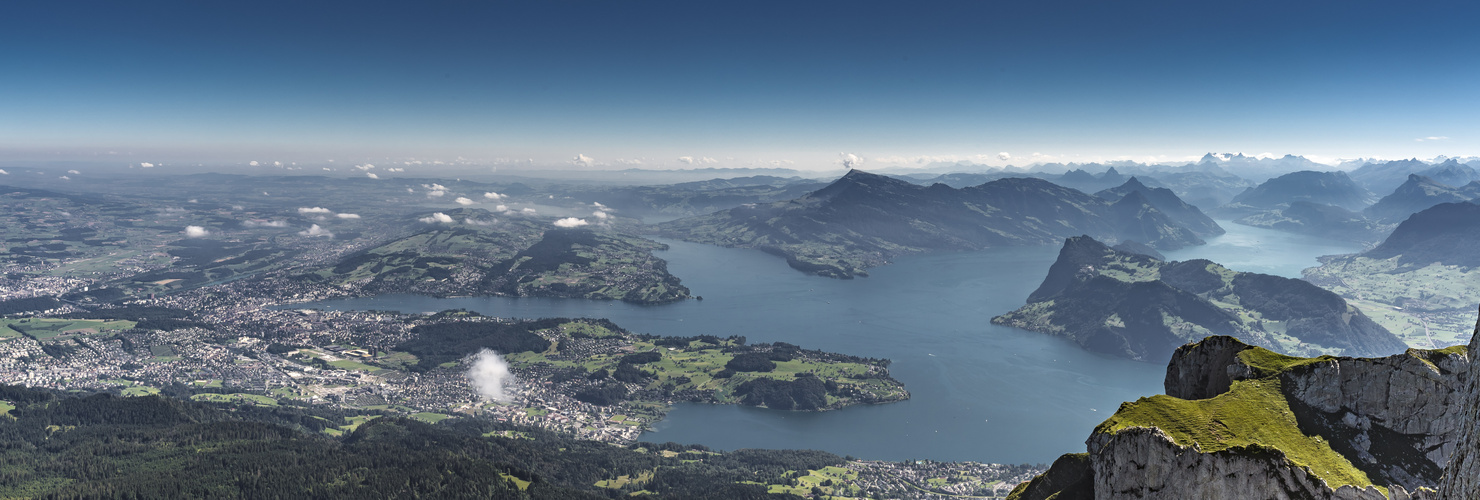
[1348,158,1480,196]
[893,165,1251,211]
[1364,175,1480,223]
[992,236,1406,361]
[656,170,1207,278]
[1192,152,1337,183]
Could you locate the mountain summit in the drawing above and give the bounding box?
[1095,177,1224,237]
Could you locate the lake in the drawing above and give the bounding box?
[294,221,1362,464]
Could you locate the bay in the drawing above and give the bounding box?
[294,221,1361,464]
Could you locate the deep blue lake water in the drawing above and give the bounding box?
[294,221,1361,464]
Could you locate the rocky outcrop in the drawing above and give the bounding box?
[1163,335,1258,400]
[1437,306,1480,499]
[1087,427,1403,500]
[1163,335,1468,491]
[1012,307,1479,500]
[1280,350,1468,488]
[1006,453,1093,500]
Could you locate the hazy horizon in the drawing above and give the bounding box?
[6,1,1480,171]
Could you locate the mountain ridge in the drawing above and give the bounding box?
[656,170,1205,278]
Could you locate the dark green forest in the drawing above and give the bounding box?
[0,385,837,499]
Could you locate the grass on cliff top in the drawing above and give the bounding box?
[1235,348,1336,378]
[1236,342,1469,378]
[1095,378,1375,491]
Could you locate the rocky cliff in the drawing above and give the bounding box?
[1437,306,1480,498]
[1010,306,1480,500]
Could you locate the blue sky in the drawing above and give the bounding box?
[4,0,1480,170]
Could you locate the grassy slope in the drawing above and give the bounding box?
[1095,378,1375,491]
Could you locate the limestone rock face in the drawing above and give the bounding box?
[1087,427,1414,500]
[1164,335,1257,400]
[1437,306,1480,499]
[1013,309,1480,500]
[1166,335,1469,491]
[1280,351,1469,488]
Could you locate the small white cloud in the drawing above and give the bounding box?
[249,160,260,166]
[592,210,609,219]
[466,349,516,402]
[355,164,375,171]
[184,226,210,238]
[139,162,154,168]
[483,192,504,200]
[839,153,864,169]
[67,169,80,175]
[0,169,8,175]
[422,183,448,191]
[1415,136,1450,142]
[273,161,282,167]
[520,208,537,215]
[297,207,332,214]
[427,190,445,197]
[418,212,455,224]
[495,204,510,212]
[463,217,495,226]
[571,154,596,167]
[455,197,475,206]
[245,220,288,228]
[553,217,588,228]
[366,172,380,179]
[998,152,1012,161]
[298,224,334,238]
[386,167,404,172]
[323,167,332,171]
[335,213,361,219]
[59,175,71,180]
[188,199,198,203]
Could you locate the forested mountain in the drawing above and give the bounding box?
[993,236,1406,361]
[0,384,861,499]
